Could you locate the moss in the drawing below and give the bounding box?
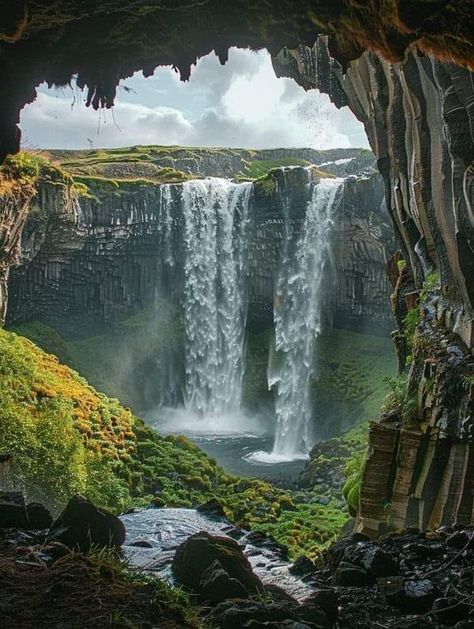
[254,500,349,561]
[239,157,311,179]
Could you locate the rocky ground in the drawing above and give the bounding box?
[2,490,473,628]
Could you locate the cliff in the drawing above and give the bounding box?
[274,40,474,533]
[7,150,391,334]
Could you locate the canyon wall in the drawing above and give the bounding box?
[274,41,474,533]
[6,160,393,338]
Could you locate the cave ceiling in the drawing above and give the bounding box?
[0,0,473,158]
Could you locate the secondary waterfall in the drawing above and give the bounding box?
[181,178,252,421]
[269,177,343,460]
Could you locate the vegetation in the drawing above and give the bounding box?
[0,324,368,558]
[0,327,302,539]
[254,500,348,560]
[342,451,365,512]
[240,157,310,179]
[11,301,185,409]
[0,545,202,628]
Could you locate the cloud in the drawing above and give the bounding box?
[20,49,368,151]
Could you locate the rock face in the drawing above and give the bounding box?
[0,181,36,326]
[273,40,474,532]
[6,157,392,339]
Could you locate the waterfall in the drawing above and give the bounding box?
[269,177,343,460]
[181,178,252,421]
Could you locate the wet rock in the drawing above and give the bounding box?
[289,555,314,577]
[446,531,474,550]
[432,597,470,626]
[0,492,28,528]
[308,589,339,624]
[343,542,398,577]
[210,600,330,629]
[332,561,374,586]
[172,531,262,594]
[379,577,437,613]
[199,559,249,603]
[402,540,444,559]
[26,502,53,529]
[197,498,226,518]
[47,494,126,552]
[326,533,370,570]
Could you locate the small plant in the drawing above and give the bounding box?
[463,375,474,389]
[342,451,365,512]
[397,259,407,272]
[420,271,440,303]
[381,374,418,421]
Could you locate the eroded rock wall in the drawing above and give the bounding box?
[7,166,393,338]
[274,41,474,532]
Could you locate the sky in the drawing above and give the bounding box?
[20,48,368,151]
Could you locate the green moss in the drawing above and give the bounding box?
[254,500,349,561]
[240,157,310,179]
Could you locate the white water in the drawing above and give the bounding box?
[180,178,252,428]
[250,177,343,463]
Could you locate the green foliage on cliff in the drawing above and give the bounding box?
[240,157,310,179]
[244,327,396,434]
[12,301,185,410]
[0,328,296,528]
[342,451,365,512]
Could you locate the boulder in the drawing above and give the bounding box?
[0,491,28,528]
[289,555,315,577]
[332,561,374,586]
[379,577,437,614]
[210,600,330,629]
[446,531,474,550]
[308,589,339,624]
[432,597,470,626]
[199,559,249,603]
[342,542,398,577]
[326,533,370,570]
[197,498,226,518]
[26,502,53,529]
[172,531,263,595]
[47,494,125,552]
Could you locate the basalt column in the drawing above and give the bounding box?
[274,41,474,533]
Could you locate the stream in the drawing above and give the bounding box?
[121,507,314,601]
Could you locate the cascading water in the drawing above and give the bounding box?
[181,178,252,425]
[251,176,344,462]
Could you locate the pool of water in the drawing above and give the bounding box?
[145,407,308,484]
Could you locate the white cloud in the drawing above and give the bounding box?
[20,49,369,151]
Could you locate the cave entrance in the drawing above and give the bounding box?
[10,46,396,482]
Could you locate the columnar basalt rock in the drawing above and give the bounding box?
[6,161,393,338]
[274,40,474,533]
